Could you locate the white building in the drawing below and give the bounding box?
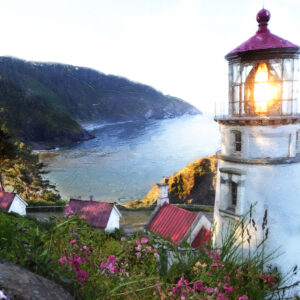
[0,191,28,216]
[214,8,300,287]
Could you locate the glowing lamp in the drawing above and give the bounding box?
[224,9,300,117]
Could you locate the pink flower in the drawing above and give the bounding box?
[121,236,126,242]
[213,251,220,261]
[59,256,67,264]
[136,239,140,245]
[135,244,142,251]
[146,246,152,251]
[217,293,229,300]
[223,283,233,295]
[238,295,248,300]
[154,252,158,258]
[193,281,203,291]
[65,205,74,214]
[83,245,89,251]
[76,269,89,284]
[141,237,148,243]
[69,239,76,244]
[212,262,218,267]
[136,252,141,259]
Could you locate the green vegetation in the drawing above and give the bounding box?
[0,208,297,299]
[0,78,88,148]
[0,56,199,147]
[125,156,217,208]
[0,128,60,202]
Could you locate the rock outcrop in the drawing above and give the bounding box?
[125,156,217,208]
[0,259,74,300]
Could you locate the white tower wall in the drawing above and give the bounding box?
[214,122,300,283]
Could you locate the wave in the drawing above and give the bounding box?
[81,120,134,131]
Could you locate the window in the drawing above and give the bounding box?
[231,181,238,207]
[219,168,245,217]
[297,131,300,154]
[232,131,242,152]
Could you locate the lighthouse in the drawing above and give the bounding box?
[214,8,300,281]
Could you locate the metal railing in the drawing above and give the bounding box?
[215,99,299,119]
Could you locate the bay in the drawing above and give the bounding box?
[39,114,220,203]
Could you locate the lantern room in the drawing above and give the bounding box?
[225,9,300,117]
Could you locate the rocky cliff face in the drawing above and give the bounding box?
[125,156,217,208]
[0,57,200,148]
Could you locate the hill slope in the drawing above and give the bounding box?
[0,57,200,122]
[0,57,200,148]
[125,156,217,208]
[0,79,91,148]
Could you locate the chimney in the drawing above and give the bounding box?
[157,181,169,206]
[89,195,94,202]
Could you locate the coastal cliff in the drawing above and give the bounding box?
[125,156,217,208]
[0,57,200,148]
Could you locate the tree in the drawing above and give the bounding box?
[0,108,60,201]
[5,142,57,200]
[0,129,16,191]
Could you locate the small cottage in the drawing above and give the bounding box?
[69,198,122,232]
[0,191,28,216]
[145,183,211,248]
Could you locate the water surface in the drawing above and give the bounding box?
[39,114,219,203]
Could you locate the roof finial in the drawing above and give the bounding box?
[256,8,271,33]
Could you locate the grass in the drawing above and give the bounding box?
[120,210,153,226]
[0,209,298,299]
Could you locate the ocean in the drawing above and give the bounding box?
[39,114,220,203]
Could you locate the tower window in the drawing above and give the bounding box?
[231,181,238,207]
[232,131,242,152]
[297,131,300,154]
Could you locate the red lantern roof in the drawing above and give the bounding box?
[226,8,299,58]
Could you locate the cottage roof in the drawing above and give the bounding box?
[147,202,198,244]
[226,9,299,59]
[0,192,16,211]
[69,199,114,228]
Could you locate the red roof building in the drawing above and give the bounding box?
[146,202,211,248]
[69,199,121,232]
[0,192,27,216]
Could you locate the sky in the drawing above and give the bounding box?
[0,0,299,113]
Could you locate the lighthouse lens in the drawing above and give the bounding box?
[254,63,280,113]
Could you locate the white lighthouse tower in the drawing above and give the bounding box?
[214,8,300,282]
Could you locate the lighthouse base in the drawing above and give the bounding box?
[214,159,300,294]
